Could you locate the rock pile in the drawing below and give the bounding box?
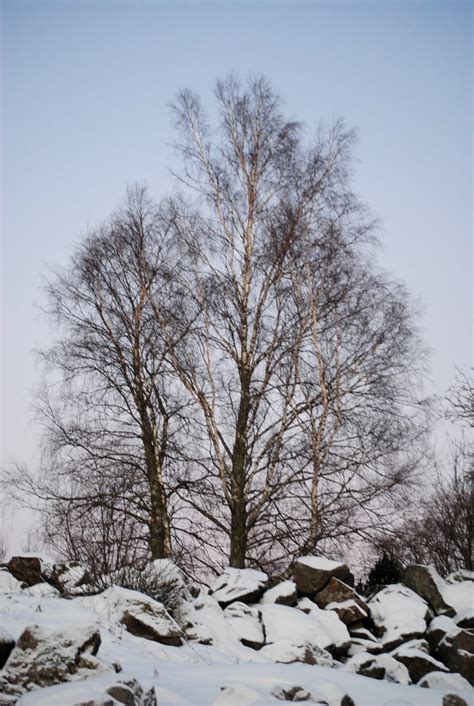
[0,553,472,705]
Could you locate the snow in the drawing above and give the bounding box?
[22,582,59,597]
[368,585,429,648]
[223,602,264,648]
[296,598,351,649]
[442,578,474,615]
[428,615,459,641]
[260,601,349,655]
[296,556,343,571]
[0,570,23,593]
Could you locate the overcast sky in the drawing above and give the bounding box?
[1,0,472,549]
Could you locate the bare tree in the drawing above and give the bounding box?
[369,369,473,575]
[5,187,188,562]
[3,75,428,576]
[163,75,427,570]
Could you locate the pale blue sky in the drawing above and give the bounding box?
[1,0,472,489]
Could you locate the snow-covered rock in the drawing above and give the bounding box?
[313,577,369,626]
[260,638,334,666]
[347,637,383,657]
[212,683,265,705]
[402,565,455,616]
[0,570,24,594]
[14,675,157,706]
[0,623,107,697]
[22,581,59,597]
[390,642,448,682]
[427,615,474,685]
[325,599,369,626]
[260,580,297,606]
[6,555,54,587]
[368,584,431,649]
[50,561,91,594]
[271,681,353,705]
[441,696,469,706]
[344,652,411,685]
[87,585,183,646]
[186,593,245,652]
[453,607,474,630]
[0,627,15,670]
[445,569,474,584]
[210,568,269,607]
[442,576,474,617]
[417,670,471,690]
[293,556,354,596]
[223,602,264,649]
[263,601,350,658]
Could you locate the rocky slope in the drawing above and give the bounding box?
[0,554,472,705]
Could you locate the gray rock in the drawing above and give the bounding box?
[293,557,354,596]
[427,616,474,685]
[271,684,313,701]
[7,556,50,587]
[120,607,182,646]
[402,565,455,617]
[442,696,468,706]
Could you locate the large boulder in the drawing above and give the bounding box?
[293,556,354,596]
[209,568,269,608]
[223,602,264,649]
[0,624,105,697]
[402,565,455,616]
[344,652,411,685]
[427,615,474,685]
[260,580,298,606]
[368,584,431,650]
[6,555,54,588]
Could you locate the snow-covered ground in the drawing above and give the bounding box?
[1,583,473,706]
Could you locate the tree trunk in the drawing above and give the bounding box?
[148,473,171,559]
[229,498,247,568]
[142,418,172,559]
